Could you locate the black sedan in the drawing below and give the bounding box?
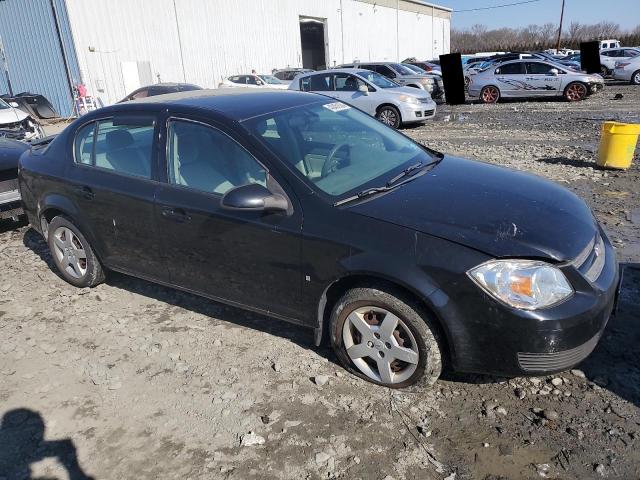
[18,89,619,389]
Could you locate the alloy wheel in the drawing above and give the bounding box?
[378,108,398,127]
[342,306,419,384]
[481,86,499,103]
[633,71,640,85]
[52,226,88,279]
[566,83,587,101]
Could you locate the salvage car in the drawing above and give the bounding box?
[613,56,640,85]
[19,89,619,389]
[118,83,202,103]
[0,97,45,141]
[289,68,436,128]
[468,59,604,103]
[0,138,32,220]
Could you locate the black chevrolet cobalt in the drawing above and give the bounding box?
[18,89,619,389]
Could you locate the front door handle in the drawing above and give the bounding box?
[160,206,192,223]
[73,185,94,200]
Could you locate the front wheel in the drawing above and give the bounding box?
[632,70,640,85]
[564,82,588,102]
[480,85,500,104]
[329,286,443,389]
[376,105,402,129]
[47,216,105,288]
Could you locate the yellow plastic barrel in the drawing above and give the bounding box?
[597,121,640,169]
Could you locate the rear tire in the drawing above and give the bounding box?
[329,285,443,390]
[632,70,640,85]
[376,105,402,129]
[480,85,500,104]
[47,216,105,288]
[564,82,588,102]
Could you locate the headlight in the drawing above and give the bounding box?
[398,95,420,105]
[420,77,434,85]
[467,260,573,310]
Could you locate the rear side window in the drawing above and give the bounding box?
[526,62,556,75]
[74,122,95,165]
[74,117,155,179]
[495,62,525,75]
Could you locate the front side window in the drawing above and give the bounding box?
[167,120,267,195]
[356,70,396,89]
[75,117,154,178]
[389,63,416,75]
[335,73,365,92]
[245,101,433,198]
[131,89,149,100]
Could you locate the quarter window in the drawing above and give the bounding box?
[167,120,267,195]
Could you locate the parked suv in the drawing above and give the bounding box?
[338,62,439,97]
[289,69,436,128]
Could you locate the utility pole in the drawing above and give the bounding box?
[555,0,565,52]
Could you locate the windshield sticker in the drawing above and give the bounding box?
[323,102,351,112]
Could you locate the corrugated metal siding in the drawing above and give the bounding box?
[0,0,78,116]
[64,0,450,106]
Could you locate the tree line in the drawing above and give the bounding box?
[451,22,640,53]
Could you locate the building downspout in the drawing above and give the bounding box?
[172,0,187,82]
[49,0,75,106]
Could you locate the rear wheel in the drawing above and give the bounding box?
[632,70,640,85]
[330,286,442,389]
[376,105,402,129]
[564,82,588,102]
[47,216,105,288]
[600,65,609,77]
[480,85,500,104]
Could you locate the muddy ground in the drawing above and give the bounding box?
[1,83,639,480]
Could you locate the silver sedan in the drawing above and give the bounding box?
[289,68,436,129]
[468,60,604,103]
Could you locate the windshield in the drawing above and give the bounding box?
[244,101,434,198]
[259,75,283,84]
[403,64,427,74]
[0,98,10,110]
[389,63,417,75]
[356,70,398,89]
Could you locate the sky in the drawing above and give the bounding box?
[444,0,640,31]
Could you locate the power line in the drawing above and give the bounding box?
[453,0,544,13]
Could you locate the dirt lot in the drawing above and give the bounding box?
[1,84,639,480]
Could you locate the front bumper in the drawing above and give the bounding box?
[439,231,619,376]
[399,101,437,124]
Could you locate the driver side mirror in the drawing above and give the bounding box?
[549,68,559,76]
[9,101,19,108]
[221,183,288,213]
[358,84,369,95]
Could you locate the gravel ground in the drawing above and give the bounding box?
[1,84,639,480]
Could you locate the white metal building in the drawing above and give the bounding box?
[0,0,451,115]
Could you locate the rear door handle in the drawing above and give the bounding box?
[160,206,191,223]
[73,185,94,200]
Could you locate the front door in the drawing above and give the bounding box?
[65,114,165,279]
[331,73,375,115]
[524,62,562,96]
[154,116,304,319]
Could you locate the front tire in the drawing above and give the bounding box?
[329,285,443,389]
[564,82,588,102]
[631,70,640,85]
[480,85,500,104]
[376,105,402,129]
[47,216,105,288]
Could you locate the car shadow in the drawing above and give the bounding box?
[536,156,599,169]
[443,264,640,408]
[0,408,94,480]
[0,216,27,234]
[21,228,335,364]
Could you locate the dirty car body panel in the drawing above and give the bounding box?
[18,89,619,377]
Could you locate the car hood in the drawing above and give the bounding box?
[0,107,27,125]
[0,138,30,171]
[387,86,432,97]
[349,156,597,262]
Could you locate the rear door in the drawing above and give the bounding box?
[493,62,526,97]
[524,62,562,95]
[154,114,304,319]
[66,113,165,279]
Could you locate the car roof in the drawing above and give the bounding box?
[115,89,324,121]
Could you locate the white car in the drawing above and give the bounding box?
[0,98,45,142]
[600,48,640,76]
[613,56,640,85]
[289,68,436,129]
[218,74,289,90]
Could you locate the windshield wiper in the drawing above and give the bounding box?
[334,186,393,206]
[386,162,424,187]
